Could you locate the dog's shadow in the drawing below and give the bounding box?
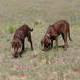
[23,47,33,53]
[54,45,64,49]
[20,47,33,57]
[42,45,64,51]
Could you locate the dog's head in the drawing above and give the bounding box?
[41,34,51,50]
[11,38,22,58]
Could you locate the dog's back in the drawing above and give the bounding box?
[13,24,33,40]
[51,20,68,31]
[47,20,70,36]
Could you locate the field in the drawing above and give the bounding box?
[0,0,80,80]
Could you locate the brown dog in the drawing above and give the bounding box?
[41,20,72,50]
[11,24,33,58]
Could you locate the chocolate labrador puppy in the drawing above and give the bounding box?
[11,24,33,58]
[41,20,72,50]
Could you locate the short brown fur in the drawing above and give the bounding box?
[12,24,33,58]
[41,20,72,50]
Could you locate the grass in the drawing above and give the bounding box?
[0,24,80,80]
[0,0,80,80]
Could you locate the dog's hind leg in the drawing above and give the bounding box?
[28,33,33,50]
[64,32,68,50]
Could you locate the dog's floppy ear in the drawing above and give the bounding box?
[50,29,57,37]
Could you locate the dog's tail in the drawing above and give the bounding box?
[68,26,72,41]
[29,28,33,32]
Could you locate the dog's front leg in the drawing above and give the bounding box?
[28,35,33,50]
[51,39,53,48]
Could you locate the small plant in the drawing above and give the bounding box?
[8,26,16,34]
[34,20,42,27]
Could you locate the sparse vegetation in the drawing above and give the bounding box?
[7,26,16,34]
[0,0,80,80]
